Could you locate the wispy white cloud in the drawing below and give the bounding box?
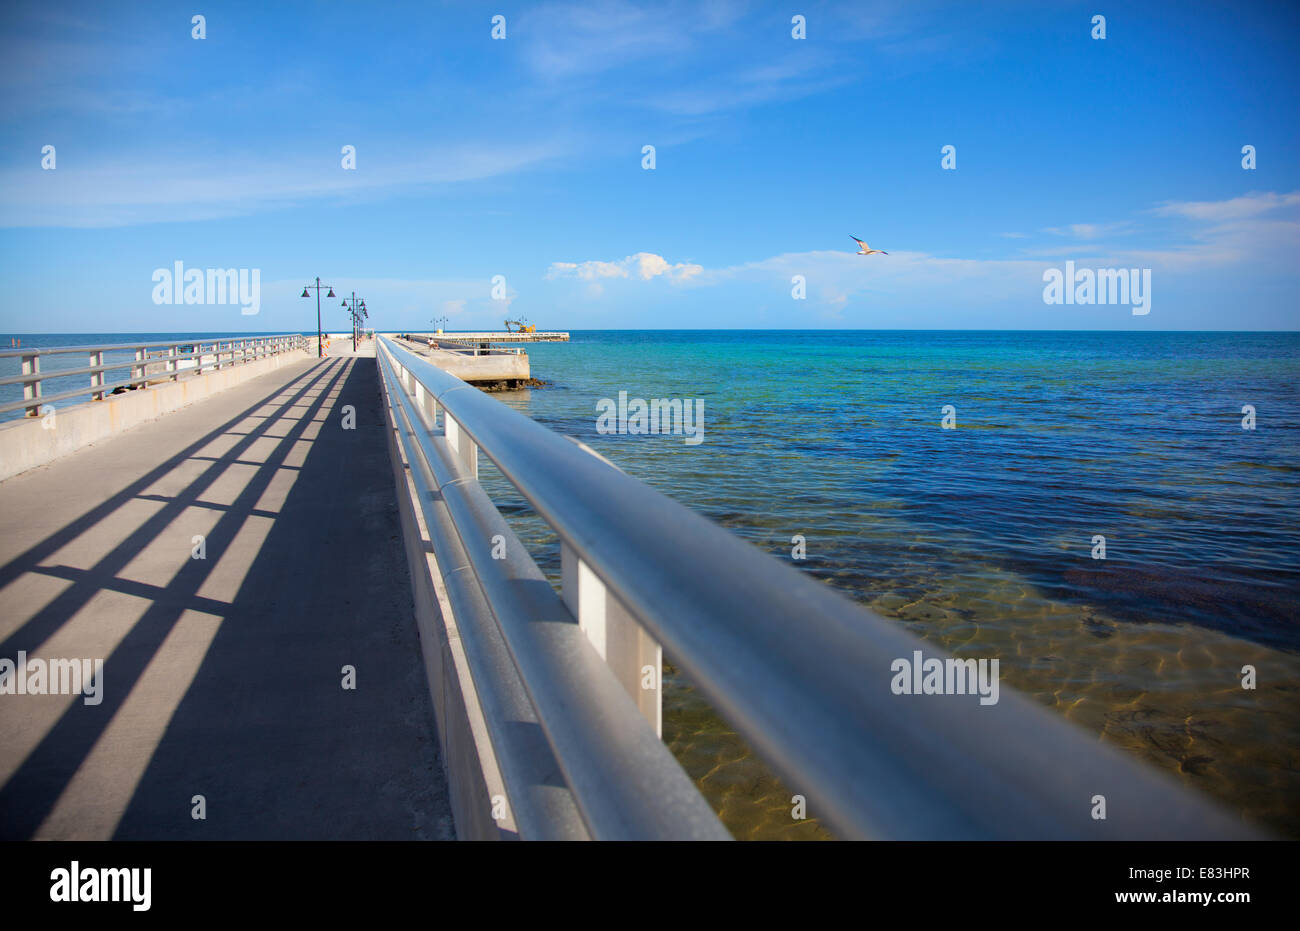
[1011,192,1300,267]
[646,50,853,116]
[1151,191,1300,222]
[516,1,857,117]
[1042,221,1133,240]
[0,141,571,228]
[517,0,734,80]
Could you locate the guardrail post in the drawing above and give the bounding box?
[21,353,41,417]
[413,379,427,425]
[444,413,478,477]
[561,544,663,737]
[89,350,105,400]
[167,345,178,381]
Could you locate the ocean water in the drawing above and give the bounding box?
[479,330,1300,839]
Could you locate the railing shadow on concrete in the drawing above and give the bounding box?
[0,355,451,840]
[376,334,1265,841]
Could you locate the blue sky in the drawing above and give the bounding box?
[1,0,1298,331]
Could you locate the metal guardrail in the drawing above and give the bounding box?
[376,334,1261,841]
[0,335,307,417]
[378,337,723,840]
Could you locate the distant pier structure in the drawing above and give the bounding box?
[431,330,569,345]
[392,330,569,388]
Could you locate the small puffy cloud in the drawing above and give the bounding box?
[546,251,703,283]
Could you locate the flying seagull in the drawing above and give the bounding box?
[851,236,888,255]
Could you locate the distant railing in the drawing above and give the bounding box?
[376,334,1261,841]
[396,334,524,357]
[0,335,307,418]
[431,330,569,343]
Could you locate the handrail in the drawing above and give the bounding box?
[0,334,306,358]
[376,335,1262,840]
[378,343,727,840]
[0,335,307,417]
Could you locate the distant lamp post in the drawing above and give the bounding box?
[341,293,367,351]
[301,278,336,357]
[432,314,449,335]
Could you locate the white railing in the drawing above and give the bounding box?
[417,331,569,343]
[0,335,307,418]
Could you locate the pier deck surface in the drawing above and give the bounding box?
[0,342,453,839]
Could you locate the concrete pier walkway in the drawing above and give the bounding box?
[0,342,453,839]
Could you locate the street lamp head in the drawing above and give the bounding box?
[301,288,310,298]
[326,289,335,298]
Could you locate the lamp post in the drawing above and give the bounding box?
[301,278,335,358]
[341,293,367,352]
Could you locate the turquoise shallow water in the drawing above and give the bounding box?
[479,330,1300,838]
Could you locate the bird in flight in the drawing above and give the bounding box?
[851,236,888,255]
